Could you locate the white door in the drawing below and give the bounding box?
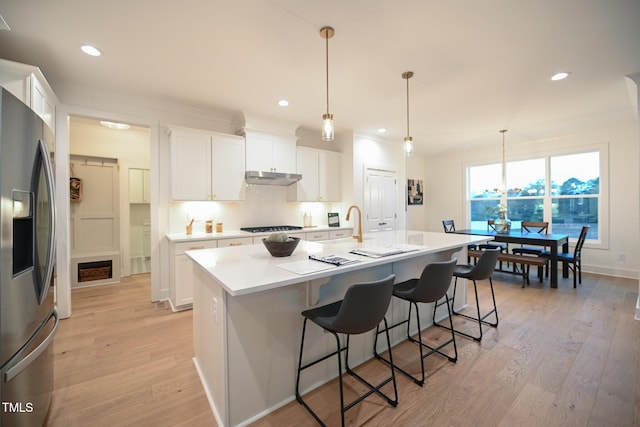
[364,168,397,232]
[70,156,120,253]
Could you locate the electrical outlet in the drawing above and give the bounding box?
[213,297,218,323]
[617,253,626,261]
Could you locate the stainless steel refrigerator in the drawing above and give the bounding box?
[0,88,57,426]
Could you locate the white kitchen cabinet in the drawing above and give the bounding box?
[0,58,58,133]
[170,240,218,310]
[170,127,245,201]
[129,168,150,203]
[329,229,351,240]
[244,130,296,173]
[305,230,330,241]
[217,237,252,247]
[288,147,341,202]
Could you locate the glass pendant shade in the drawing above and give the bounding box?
[322,113,334,142]
[402,71,414,156]
[404,136,414,156]
[320,26,335,142]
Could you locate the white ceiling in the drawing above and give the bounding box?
[1,0,639,155]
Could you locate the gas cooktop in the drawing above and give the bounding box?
[240,225,303,233]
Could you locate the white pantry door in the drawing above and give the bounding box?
[363,168,397,232]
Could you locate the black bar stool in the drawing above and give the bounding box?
[434,248,500,341]
[374,259,458,386]
[295,274,398,427]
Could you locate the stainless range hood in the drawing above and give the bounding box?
[245,171,302,186]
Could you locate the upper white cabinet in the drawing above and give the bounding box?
[0,59,58,133]
[170,127,245,201]
[288,147,341,202]
[244,130,296,173]
[129,168,150,203]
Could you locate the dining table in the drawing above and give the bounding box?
[454,229,570,288]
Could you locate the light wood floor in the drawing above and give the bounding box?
[46,271,640,426]
[46,274,215,427]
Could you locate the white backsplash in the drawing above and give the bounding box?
[169,184,345,234]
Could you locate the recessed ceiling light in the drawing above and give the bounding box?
[278,99,289,107]
[377,128,387,133]
[551,71,571,81]
[100,120,130,130]
[81,44,102,57]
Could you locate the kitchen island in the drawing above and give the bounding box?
[187,230,488,427]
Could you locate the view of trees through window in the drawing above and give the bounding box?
[469,151,600,239]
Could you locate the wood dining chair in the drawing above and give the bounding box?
[512,221,549,279]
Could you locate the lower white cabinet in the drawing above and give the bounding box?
[169,240,218,310]
[329,229,351,239]
[217,237,252,247]
[305,230,330,241]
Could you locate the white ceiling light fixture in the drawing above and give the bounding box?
[278,99,289,107]
[320,26,335,142]
[402,71,414,156]
[378,128,387,134]
[80,44,102,57]
[551,71,571,81]
[100,120,130,130]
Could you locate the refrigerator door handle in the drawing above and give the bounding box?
[5,309,59,383]
[35,139,57,304]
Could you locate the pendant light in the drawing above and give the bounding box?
[402,71,414,156]
[320,26,335,141]
[500,129,507,195]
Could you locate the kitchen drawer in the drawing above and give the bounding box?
[305,231,330,241]
[286,232,306,241]
[173,240,218,255]
[329,229,352,240]
[218,237,253,247]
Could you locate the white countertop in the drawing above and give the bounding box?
[186,230,488,296]
[166,225,353,243]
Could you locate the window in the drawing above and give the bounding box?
[467,148,604,242]
[550,152,600,239]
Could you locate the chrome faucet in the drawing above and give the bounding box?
[345,205,363,243]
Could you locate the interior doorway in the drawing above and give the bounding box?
[363,167,398,232]
[69,154,120,287]
[68,116,151,281]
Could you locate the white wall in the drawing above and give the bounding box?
[424,119,639,279]
[352,132,407,231]
[406,154,428,231]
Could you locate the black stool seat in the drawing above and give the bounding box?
[375,259,458,386]
[296,274,398,427]
[434,248,500,342]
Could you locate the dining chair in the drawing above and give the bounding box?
[481,220,508,269]
[442,219,476,263]
[540,226,589,288]
[512,221,549,279]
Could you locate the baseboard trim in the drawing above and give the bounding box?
[192,357,225,427]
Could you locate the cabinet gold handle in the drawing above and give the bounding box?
[229,242,242,246]
[188,246,204,250]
